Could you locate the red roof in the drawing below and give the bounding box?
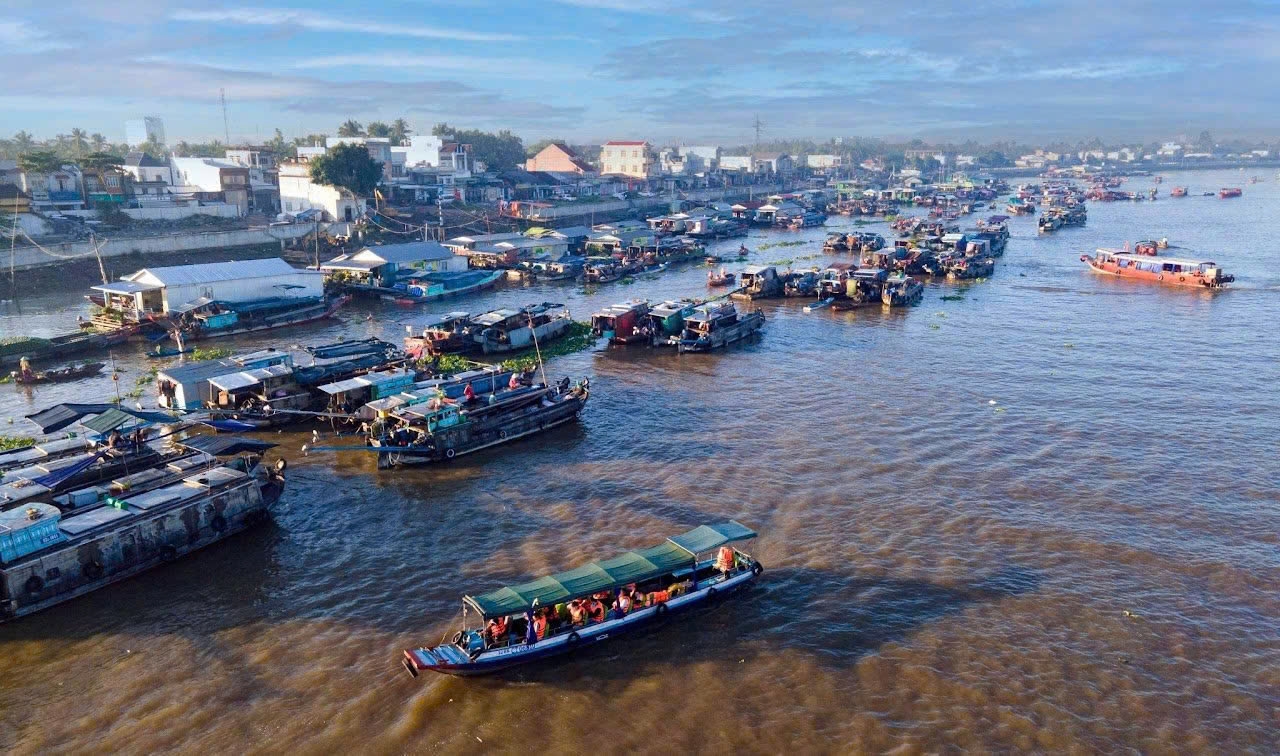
[605,141,647,146]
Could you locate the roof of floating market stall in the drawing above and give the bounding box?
[464,521,757,618]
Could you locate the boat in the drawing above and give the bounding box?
[590,300,652,345]
[1006,198,1036,215]
[675,302,765,353]
[360,378,591,469]
[386,270,504,305]
[881,274,924,307]
[946,256,995,280]
[405,304,574,357]
[783,269,820,297]
[10,361,105,385]
[0,436,286,623]
[146,345,193,359]
[1170,186,1187,197]
[1080,249,1234,288]
[170,294,349,343]
[1219,187,1242,199]
[1132,239,1169,256]
[582,256,627,284]
[0,327,135,371]
[731,265,784,300]
[402,521,762,677]
[706,269,736,287]
[640,299,699,345]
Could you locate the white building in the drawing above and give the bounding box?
[125,117,165,147]
[719,155,753,171]
[170,157,250,216]
[391,135,445,168]
[600,141,655,179]
[278,161,366,222]
[806,154,842,169]
[321,241,466,287]
[92,258,322,316]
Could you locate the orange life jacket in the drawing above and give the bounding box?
[533,614,547,639]
[716,546,735,572]
[587,600,605,623]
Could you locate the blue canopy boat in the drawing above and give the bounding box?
[402,521,762,677]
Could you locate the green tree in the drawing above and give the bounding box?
[69,128,88,156]
[19,150,63,174]
[436,126,525,171]
[431,122,452,137]
[337,120,364,137]
[526,138,567,157]
[90,133,108,151]
[309,142,382,198]
[366,121,391,138]
[12,131,35,155]
[266,128,294,159]
[80,151,125,173]
[389,118,411,144]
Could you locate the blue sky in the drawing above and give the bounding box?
[1,0,1277,145]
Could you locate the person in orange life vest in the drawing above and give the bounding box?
[586,597,606,624]
[714,546,736,576]
[568,599,587,626]
[463,383,476,403]
[485,615,508,647]
[532,610,548,640]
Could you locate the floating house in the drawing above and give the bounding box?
[320,241,465,288]
[92,258,322,318]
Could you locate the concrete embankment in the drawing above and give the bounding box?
[8,224,315,272]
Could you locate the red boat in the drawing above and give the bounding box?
[1219,187,1242,199]
[1081,249,1233,289]
[1170,187,1187,197]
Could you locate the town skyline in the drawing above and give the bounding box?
[3,0,1278,145]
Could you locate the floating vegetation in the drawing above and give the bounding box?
[940,294,965,302]
[768,259,794,266]
[928,323,941,330]
[134,373,154,386]
[1063,342,1075,349]
[0,435,35,452]
[757,240,807,251]
[426,322,599,376]
[0,375,12,385]
[935,312,947,318]
[618,277,635,285]
[190,346,232,361]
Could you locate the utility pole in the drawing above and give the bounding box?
[753,115,764,147]
[220,88,231,145]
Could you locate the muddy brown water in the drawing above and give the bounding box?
[1,169,1278,753]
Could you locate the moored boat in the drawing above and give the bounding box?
[1170,186,1187,197]
[1080,249,1233,288]
[402,521,762,677]
[881,274,924,307]
[590,300,652,344]
[1219,187,1242,199]
[675,302,765,353]
[10,360,105,385]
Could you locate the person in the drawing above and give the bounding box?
[485,615,508,647]
[532,610,548,641]
[715,546,736,576]
[568,599,586,627]
[617,590,633,615]
[508,371,521,390]
[586,597,605,624]
[463,383,476,403]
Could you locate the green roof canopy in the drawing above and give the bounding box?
[465,521,756,618]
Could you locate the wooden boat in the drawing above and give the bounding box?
[402,521,762,677]
[386,270,504,305]
[946,256,995,280]
[1170,186,1187,197]
[706,269,735,287]
[1132,239,1168,256]
[359,379,590,469]
[1080,249,1233,289]
[676,302,765,353]
[783,270,820,297]
[1219,187,1242,199]
[731,265,784,301]
[0,327,134,371]
[590,300,652,345]
[881,274,924,307]
[406,304,573,357]
[171,295,349,343]
[11,362,105,385]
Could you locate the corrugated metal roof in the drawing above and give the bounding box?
[127,258,303,287]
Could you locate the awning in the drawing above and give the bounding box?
[25,404,178,433]
[464,521,754,618]
[91,280,161,295]
[173,296,215,313]
[177,435,277,456]
[208,364,293,391]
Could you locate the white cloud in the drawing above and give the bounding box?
[170,7,524,42]
[289,52,586,80]
[0,20,68,51]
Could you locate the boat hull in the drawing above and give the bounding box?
[1082,258,1229,288]
[678,312,765,353]
[404,564,761,677]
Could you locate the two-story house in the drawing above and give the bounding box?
[224,147,280,214]
[169,157,251,216]
[19,165,84,212]
[278,159,366,222]
[600,141,655,179]
[122,152,172,203]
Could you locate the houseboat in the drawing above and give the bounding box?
[405,304,574,357]
[783,269,820,297]
[169,293,350,343]
[582,256,627,284]
[403,312,473,358]
[676,302,765,353]
[1005,198,1035,215]
[1080,249,1234,289]
[1219,187,1242,199]
[946,256,996,280]
[640,299,699,345]
[402,521,761,677]
[0,327,136,371]
[881,274,924,307]
[385,270,504,305]
[0,436,285,623]
[1170,186,1188,197]
[731,266,784,301]
[590,301,652,345]
[360,378,591,469]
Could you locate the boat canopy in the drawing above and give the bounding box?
[464,521,757,619]
[208,364,293,392]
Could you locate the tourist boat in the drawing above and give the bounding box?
[590,300,652,345]
[386,270,504,305]
[0,436,285,623]
[1170,186,1187,197]
[359,378,590,469]
[1219,187,1242,199]
[170,294,350,343]
[10,361,105,385]
[706,269,736,287]
[406,304,573,357]
[946,256,996,280]
[402,521,762,677]
[1080,249,1234,288]
[881,274,924,307]
[676,302,765,353]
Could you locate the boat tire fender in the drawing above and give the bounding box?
[445,448,456,460]
[161,544,179,561]
[452,631,465,645]
[567,631,581,645]
[25,575,44,595]
[83,561,104,580]
[211,514,228,533]
[1156,275,1163,281]
[752,562,764,577]
[498,429,508,440]
[1179,276,1186,282]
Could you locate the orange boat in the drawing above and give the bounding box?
[1170,186,1187,197]
[1219,187,1242,199]
[1081,249,1233,289]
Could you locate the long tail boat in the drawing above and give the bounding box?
[402,521,761,677]
[1080,249,1234,289]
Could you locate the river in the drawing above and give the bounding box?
[1,169,1277,753]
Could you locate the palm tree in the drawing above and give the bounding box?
[13,131,35,155]
[174,140,193,157]
[366,121,391,138]
[390,118,412,145]
[69,128,88,157]
[90,133,108,151]
[337,120,364,137]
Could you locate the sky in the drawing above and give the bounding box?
[1,0,1278,146]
